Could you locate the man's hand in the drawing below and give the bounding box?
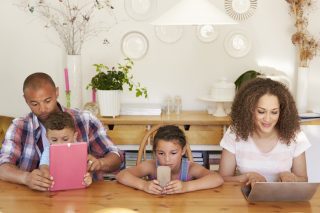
[87,154,102,172]
[23,169,53,191]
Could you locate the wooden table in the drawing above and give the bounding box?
[0,180,319,212]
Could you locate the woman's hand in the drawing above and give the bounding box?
[143,180,163,195]
[246,172,266,186]
[163,180,186,194]
[279,171,297,182]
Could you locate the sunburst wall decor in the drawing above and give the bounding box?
[225,0,257,21]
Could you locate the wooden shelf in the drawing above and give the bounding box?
[99,111,231,125]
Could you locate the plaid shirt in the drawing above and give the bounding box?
[0,105,123,177]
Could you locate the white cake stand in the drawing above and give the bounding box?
[199,96,233,117]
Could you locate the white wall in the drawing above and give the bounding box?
[302,125,320,182]
[0,0,320,117]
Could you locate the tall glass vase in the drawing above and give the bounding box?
[296,66,309,113]
[66,55,82,109]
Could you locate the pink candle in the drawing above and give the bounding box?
[92,89,96,103]
[64,68,70,92]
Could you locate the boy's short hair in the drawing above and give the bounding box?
[153,125,186,151]
[44,111,75,131]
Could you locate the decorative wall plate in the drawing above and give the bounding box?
[121,31,149,60]
[196,25,219,43]
[125,0,157,21]
[224,30,251,58]
[155,26,184,44]
[224,0,257,21]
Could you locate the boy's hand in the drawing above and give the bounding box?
[163,180,185,194]
[83,172,93,186]
[143,180,163,195]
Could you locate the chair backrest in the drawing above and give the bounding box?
[0,116,14,148]
[136,124,193,165]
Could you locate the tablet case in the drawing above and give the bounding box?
[241,182,319,202]
[49,142,88,191]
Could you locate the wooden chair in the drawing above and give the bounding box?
[136,124,193,165]
[0,115,14,148]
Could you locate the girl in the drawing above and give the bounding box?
[219,78,311,186]
[116,125,223,195]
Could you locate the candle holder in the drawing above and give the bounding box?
[66,91,71,108]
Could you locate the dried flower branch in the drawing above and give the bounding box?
[19,0,116,55]
[285,0,320,67]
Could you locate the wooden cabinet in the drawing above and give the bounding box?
[99,111,230,146]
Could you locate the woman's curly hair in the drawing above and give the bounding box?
[230,78,300,145]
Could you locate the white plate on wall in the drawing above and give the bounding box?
[121,31,149,60]
[224,30,251,58]
[125,0,157,21]
[196,25,219,43]
[155,26,184,44]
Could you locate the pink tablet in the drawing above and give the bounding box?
[49,142,88,191]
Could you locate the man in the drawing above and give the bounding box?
[0,72,122,191]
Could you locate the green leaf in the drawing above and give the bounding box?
[234,70,261,90]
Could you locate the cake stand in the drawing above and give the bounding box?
[199,96,233,117]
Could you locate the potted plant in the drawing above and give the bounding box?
[87,58,147,117]
[234,70,261,90]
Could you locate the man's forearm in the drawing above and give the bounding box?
[99,152,122,172]
[0,163,28,185]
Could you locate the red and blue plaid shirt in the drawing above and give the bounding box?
[0,104,123,176]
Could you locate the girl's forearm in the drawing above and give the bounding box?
[185,172,223,192]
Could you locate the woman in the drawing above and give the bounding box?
[219,78,310,186]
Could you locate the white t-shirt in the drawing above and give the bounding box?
[220,128,311,182]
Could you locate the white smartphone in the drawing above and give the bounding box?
[157,166,171,187]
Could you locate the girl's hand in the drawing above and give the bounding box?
[246,172,266,187]
[279,171,296,182]
[83,172,93,186]
[143,180,163,195]
[163,180,186,194]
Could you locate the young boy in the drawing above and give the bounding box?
[39,111,92,187]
